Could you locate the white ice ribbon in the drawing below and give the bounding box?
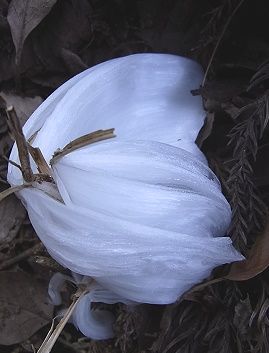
[8,54,243,339]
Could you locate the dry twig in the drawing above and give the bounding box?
[0,242,43,270]
[27,144,52,176]
[5,105,34,182]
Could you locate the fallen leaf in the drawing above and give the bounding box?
[225,220,269,281]
[7,0,58,65]
[24,0,93,90]
[0,271,53,345]
[0,92,43,126]
[0,194,26,247]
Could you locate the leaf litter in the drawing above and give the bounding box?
[0,271,53,346]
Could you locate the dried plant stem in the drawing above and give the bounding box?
[51,128,116,164]
[202,0,246,86]
[37,289,88,353]
[2,156,22,171]
[1,96,52,184]
[0,183,32,202]
[5,105,34,182]
[27,144,52,176]
[33,256,67,273]
[0,242,43,270]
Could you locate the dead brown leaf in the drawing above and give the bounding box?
[0,271,53,345]
[0,194,26,247]
[28,0,92,86]
[7,0,58,65]
[225,219,269,280]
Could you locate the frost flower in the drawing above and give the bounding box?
[8,54,243,339]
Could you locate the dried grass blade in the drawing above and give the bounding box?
[50,128,116,164]
[37,289,88,353]
[27,143,52,176]
[5,105,33,182]
[0,184,31,202]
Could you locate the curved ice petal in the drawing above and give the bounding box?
[72,292,115,340]
[9,54,205,167]
[48,272,76,305]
